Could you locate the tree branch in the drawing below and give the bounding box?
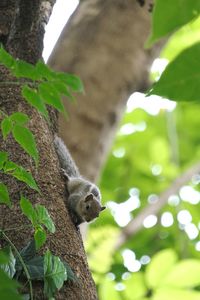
[115,161,200,249]
[7,0,56,63]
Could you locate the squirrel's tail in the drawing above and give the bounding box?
[54,135,80,178]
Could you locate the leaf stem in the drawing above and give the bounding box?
[0,224,33,232]
[0,81,33,86]
[1,231,33,300]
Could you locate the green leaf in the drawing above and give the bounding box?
[25,256,44,280]
[1,117,12,139]
[147,0,200,46]
[0,269,22,300]
[22,86,49,121]
[161,16,200,61]
[52,81,75,102]
[63,262,76,282]
[39,82,65,113]
[12,124,39,164]
[145,249,178,288]
[163,259,200,288]
[10,112,29,125]
[34,227,46,250]
[35,205,55,233]
[0,151,8,169]
[3,160,18,172]
[11,165,39,192]
[0,183,11,207]
[20,196,37,225]
[35,61,54,80]
[0,249,10,264]
[57,73,84,92]
[0,247,16,278]
[44,250,67,298]
[16,240,36,274]
[148,42,200,102]
[16,240,44,280]
[13,60,37,80]
[22,294,30,300]
[0,47,15,68]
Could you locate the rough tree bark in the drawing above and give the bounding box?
[0,1,97,299]
[48,0,162,183]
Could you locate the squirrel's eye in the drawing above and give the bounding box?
[86,204,90,210]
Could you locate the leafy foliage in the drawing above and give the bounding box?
[147,0,200,46]
[97,249,200,300]
[0,152,39,192]
[0,46,83,122]
[20,196,55,249]
[148,42,200,102]
[44,250,68,298]
[86,2,200,299]
[0,46,79,299]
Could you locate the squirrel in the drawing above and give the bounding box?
[54,136,106,226]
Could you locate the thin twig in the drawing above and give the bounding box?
[115,161,200,249]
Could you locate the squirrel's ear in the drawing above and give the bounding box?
[85,193,94,202]
[101,206,106,211]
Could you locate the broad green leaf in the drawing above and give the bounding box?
[1,117,12,139]
[52,81,74,102]
[0,269,19,289]
[35,205,55,233]
[163,259,200,288]
[11,165,39,192]
[0,289,23,300]
[35,61,54,80]
[147,0,200,46]
[57,73,84,92]
[34,227,46,250]
[161,16,200,61]
[16,240,44,280]
[0,249,9,264]
[145,249,178,288]
[153,288,200,300]
[22,86,49,121]
[22,294,30,300]
[0,247,16,278]
[25,256,44,280]
[0,47,15,68]
[148,42,200,102]
[0,269,22,300]
[20,196,37,225]
[10,112,29,125]
[12,124,39,164]
[63,262,76,282]
[44,250,67,298]
[13,60,37,80]
[0,183,11,207]
[0,151,8,169]
[123,272,147,300]
[19,240,36,263]
[39,82,65,113]
[16,240,36,273]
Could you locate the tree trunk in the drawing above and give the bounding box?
[0,1,97,299]
[48,0,162,182]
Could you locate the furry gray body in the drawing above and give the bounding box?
[54,136,105,225]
